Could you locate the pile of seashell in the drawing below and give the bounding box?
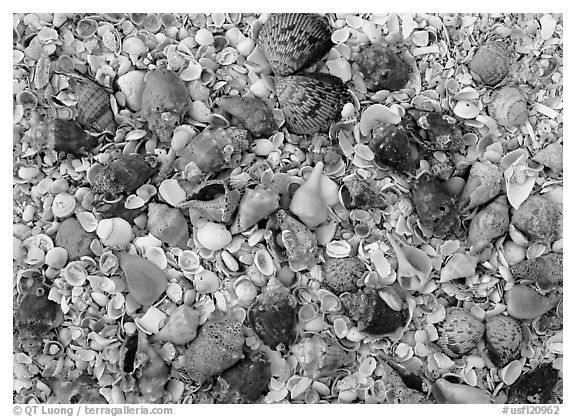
[13,12,563,405]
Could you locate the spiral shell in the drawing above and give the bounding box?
[436,307,485,359]
[55,218,95,261]
[356,45,410,91]
[257,13,332,76]
[92,154,157,195]
[323,256,365,295]
[488,86,529,127]
[484,314,523,367]
[458,161,503,213]
[467,195,510,246]
[179,180,241,224]
[70,77,116,133]
[275,73,349,135]
[468,41,510,86]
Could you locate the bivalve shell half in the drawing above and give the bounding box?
[55,218,95,261]
[484,314,523,367]
[489,87,529,127]
[52,193,76,218]
[436,307,485,359]
[468,41,510,86]
[96,217,134,248]
[275,73,349,135]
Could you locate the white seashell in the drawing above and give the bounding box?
[298,303,318,323]
[117,70,146,111]
[179,250,201,271]
[91,292,109,307]
[18,166,41,181]
[197,222,232,251]
[221,250,239,271]
[326,58,352,83]
[180,62,203,81]
[159,179,186,207]
[234,277,257,305]
[78,211,98,232]
[171,125,196,153]
[97,217,134,247]
[237,39,255,57]
[439,253,478,282]
[346,326,365,342]
[326,240,352,258]
[254,248,275,275]
[133,233,163,256]
[315,222,337,246]
[453,87,480,101]
[333,317,349,338]
[546,330,563,354]
[62,261,88,286]
[193,269,220,294]
[250,78,271,99]
[498,359,524,385]
[45,247,68,269]
[320,175,340,207]
[302,315,326,332]
[189,100,211,122]
[146,246,168,270]
[52,193,76,218]
[370,248,396,285]
[504,164,537,210]
[136,184,157,203]
[251,139,275,156]
[195,28,214,46]
[360,104,401,136]
[135,306,167,335]
[124,195,145,209]
[318,289,341,313]
[453,100,481,119]
[166,379,185,402]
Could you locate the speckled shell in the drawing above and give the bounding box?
[269,210,318,272]
[323,256,365,295]
[258,13,333,76]
[507,363,559,404]
[409,110,464,152]
[275,73,349,135]
[468,41,510,86]
[429,158,455,181]
[55,217,95,260]
[92,154,157,195]
[412,173,461,239]
[147,203,190,248]
[215,96,277,137]
[339,179,388,210]
[484,315,523,367]
[370,123,418,172]
[179,180,241,224]
[511,195,557,243]
[436,307,485,359]
[356,45,410,91]
[489,86,529,127]
[509,253,563,286]
[47,119,98,156]
[69,77,116,133]
[290,335,354,379]
[214,352,271,403]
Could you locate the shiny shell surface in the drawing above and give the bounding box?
[489,86,529,127]
[370,123,417,172]
[484,314,523,367]
[468,41,510,86]
[436,307,485,358]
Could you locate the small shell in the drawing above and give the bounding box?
[78,211,98,232]
[55,218,95,261]
[533,142,562,174]
[369,123,418,172]
[178,250,200,272]
[509,253,562,286]
[197,222,232,251]
[325,240,352,258]
[468,42,510,86]
[459,161,503,213]
[298,303,318,323]
[234,278,257,305]
[146,246,168,270]
[439,253,478,282]
[436,307,485,359]
[76,18,98,38]
[360,104,402,136]
[159,179,186,207]
[96,217,134,248]
[62,261,88,286]
[499,359,524,385]
[44,247,68,270]
[254,249,275,276]
[52,193,76,218]
[318,289,341,313]
[70,77,116,133]
[485,315,523,367]
[489,87,528,127]
[135,306,167,335]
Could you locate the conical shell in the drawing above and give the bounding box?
[436,307,485,359]
[230,185,280,234]
[215,95,277,137]
[387,233,432,291]
[489,86,528,127]
[179,180,241,224]
[370,123,417,172]
[511,195,557,243]
[257,13,332,76]
[323,256,365,295]
[289,161,328,229]
[92,155,157,195]
[47,119,98,157]
[275,73,349,134]
[509,253,563,286]
[356,45,410,91]
[69,77,116,133]
[429,158,455,181]
[468,41,510,86]
[458,161,503,212]
[484,314,523,367]
[55,218,95,260]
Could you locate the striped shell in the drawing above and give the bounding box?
[70,77,116,133]
[488,86,529,127]
[484,315,523,367]
[468,41,510,86]
[323,256,365,295]
[258,13,332,76]
[92,154,157,195]
[436,307,485,358]
[55,218,95,261]
[429,159,454,181]
[275,73,349,135]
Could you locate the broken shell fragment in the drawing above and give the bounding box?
[484,314,523,367]
[511,195,558,243]
[179,180,241,224]
[458,161,503,212]
[356,45,410,91]
[468,41,510,86]
[504,285,560,320]
[489,86,528,127]
[467,196,510,246]
[436,307,485,359]
[439,253,478,282]
[117,70,146,112]
[269,210,318,272]
[194,270,220,294]
[215,96,277,137]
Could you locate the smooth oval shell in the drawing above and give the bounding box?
[78,211,98,233]
[52,193,76,218]
[436,307,485,359]
[194,270,220,294]
[489,86,528,127]
[44,247,68,269]
[485,315,523,367]
[197,222,232,251]
[468,42,510,86]
[96,217,134,247]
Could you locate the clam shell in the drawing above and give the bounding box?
[468,41,510,86]
[55,218,95,261]
[489,86,528,127]
[92,154,157,195]
[44,247,68,270]
[511,195,557,243]
[96,217,134,248]
[76,18,98,38]
[436,307,485,359]
[78,211,98,232]
[275,73,349,135]
[356,45,410,91]
[52,193,77,218]
[257,13,332,76]
[322,256,365,295]
[70,76,116,133]
[197,222,232,251]
[484,314,523,367]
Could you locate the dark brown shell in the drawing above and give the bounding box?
[511,195,557,243]
[339,179,388,210]
[258,13,333,76]
[412,173,461,239]
[408,110,464,152]
[356,45,410,91]
[468,41,510,86]
[484,315,523,367]
[47,119,99,156]
[509,253,563,286]
[436,307,485,359]
[215,96,277,137]
[323,256,365,295]
[507,363,559,404]
[55,217,96,260]
[94,195,146,223]
[70,77,116,133]
[214,352,271,403]
[92,154,157,195]
[370,122,418,172]
[275,73,349,135]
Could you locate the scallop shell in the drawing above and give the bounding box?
[370,123,418,172]
[55,218,95,261]
[47,119,99,156]
[179,180,241,224]
[323,256,365,295]
[92,154,157,196]
[356,45,410,91]
[215,96,277,137]
[257,13,332,76]
[52,193,77,218]
[488,86,529,127]
[484,314,523,367]
[436,307,485,359]
[275,73,349,135]
[468,41,510,86]
[69,76,116,133]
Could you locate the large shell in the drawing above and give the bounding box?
[408,110,464,152]
[339,179,389,210]
[356,45,410,91]
[147,203,190,248]
[468,41,510,86]
[467,195,510,246]
[290,335,354,379]
[179,180,241,224]
[509,253,563,286]
[214,352,271,403]
[215,96,277,138]
[484,314,523,367]
[47,119,99,156]
[511,195,558,243]
[69,76,116,133]
[275,73,349,135]
[507,363,559,404]
[370,123,418,172]
[533,141,563,174]
[436,307,485,359]
[323,256,365,295]
[269,210,318,272]
[55,217,95,260]
[92,154,157,196]
[431,379,491,404]
[257,13,332,76]
[458,161,503,212]
[230,185,280,234]
[504,285,560,320]
[380,361,433,404]
[118,253,168,306]
[488,86,529,127]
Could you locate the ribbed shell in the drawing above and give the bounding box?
[488,86,529,127]
[484,315,523,367]
[437,307,485,358]
[258,13,332,76]
[92,154,157,195]
[468,41,510,86]
[55,218,95,261]
[323,256,365,294]
[275,73,349,134]
[70,77,116,133]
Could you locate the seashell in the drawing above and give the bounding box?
[197,222,232,251]
[257,13,332,76]
[92,154,157,196]
[145,246,167,270]
[176,126,249,173]
[467,195,509,246]
[370,122,419,172]
[439,253,478,282]
[468,41,510,86]
[275,73,349,135]
[436,307,485,359]
[78,211,98,233]
[117,70,146,112]
[484,314,523,367]
[356,45,410,91]
[234,278,258,306]
[533,141,562,174]
[135,306,167,335]
[510,253,562,286]
[325,240,352,258]
[429,158,455,181]
[488,86,529,127]
[387,233,432,291]
[458,161,503,213]
[504,285,560,320]
[179,180,240,224]
[254,249,275,276]
[158,179,186,207]
[96,217,134,248]
[507,362,559,404]
[291,335,354,379]
[339,179,388,210]
[151,305,200,345]
[289,162,328,229]
[76,18,98,38]
[318,289,341,313]
[55,218,95,261]
[230,185,280,234]
[94,196,145,224]
[118,253,169,306]
[134,332,170,402]
[360,104,402,136]
[141,69,192,142]
[341,291,409,337]
[171,125,196,153]
[46,119,99,157]
[45,247,68,270]
[322,256,365,295]
[69,76,116,133]
[431,379,491,404]
[16,89,38,109]
[412,173,461,239]
[183,316,244,384]
[248,277,297,349]
[136,184,158,203]
[215,96,277,137]
[194,270,220,294]
[214,352,271,404]
[52,193,77,219]
[379,361,432,404]
[147,203,189,248]
[511,195,558,243]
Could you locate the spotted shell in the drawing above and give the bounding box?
[507,363,559,404]
[69,77,116,133]
[510,195,557,243]
[214,352,272,403]
[323,256,365,295]
[339,179,388,210]
[488,86,529,127]
[92,154,157,195]
[484,315,523,367]
[408,110,464,152]
[55,218,95,261]
[370,123,418,172]
[468,41,510,86]
[429,158,454,181]
[356,45,410,91]
[436,307,485,359]
[257,13,333,76]
[509,253,563,286]
[275,73,349,135]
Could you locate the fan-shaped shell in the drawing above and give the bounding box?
[275,73,349,135]
[468,41,510,86]
[258,13,333,76]
[484,314,523,367]
[436,307,485,359]
[489,86,528,127]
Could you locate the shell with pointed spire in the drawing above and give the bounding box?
[69,76,117,133]
[289,162,328,229]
